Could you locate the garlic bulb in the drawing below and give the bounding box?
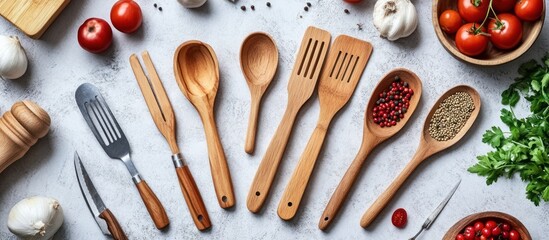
[0,35,28,80]
[373,0,418,41]
[177,0,207,8]
[8,196,64,240]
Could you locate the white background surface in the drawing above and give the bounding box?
[1,0,548,239]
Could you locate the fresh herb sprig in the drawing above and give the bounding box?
[469,53,549,206]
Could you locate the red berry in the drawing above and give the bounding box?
[502,224,510,232]
[492,226,501,236]
[482,228,491,237]
[502,231,509,239]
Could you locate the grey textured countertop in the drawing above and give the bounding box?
[1,0,548,239]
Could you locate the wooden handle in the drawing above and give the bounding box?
[360,148,427,228]
[176,166,212,230]
[136,181,170,229]
[277,125,328,220]
[247,107,298,213]
[319,137,379,230]
[244,97,261,154]
[99,208,128,240]
[201,109,235,208]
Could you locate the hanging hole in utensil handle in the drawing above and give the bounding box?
[255,191,260,196]
[222,196,228,202]
[324,216,329,221]
[287,202,293,207]
[197,215,203,221]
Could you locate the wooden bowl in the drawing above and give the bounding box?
[443,211,531,240]
[432,0,545,66]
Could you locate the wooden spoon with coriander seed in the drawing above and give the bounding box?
[360,85,481,228]
[319,68,422,230]
[240,32,279,154]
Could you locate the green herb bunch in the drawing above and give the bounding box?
[469,53,549,205]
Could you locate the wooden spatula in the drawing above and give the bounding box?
[129,51,211,230]
[247,26,331,213]
[277,35,373,220]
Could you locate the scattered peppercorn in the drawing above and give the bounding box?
[241,5,246,10]
[154,3,157,8]
[357,23,363,30]
[344,9,350,14]
[372,76,414,128]
[307,2,312,7]
[304,6,309,11]
[428,92,474,141]
[159,6,162,11]
[251,5,255,10]
[266,2,271,7]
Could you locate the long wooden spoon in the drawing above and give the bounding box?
[174,40,235,209]
[240,32,279,154]
[319,68,422,230]
[247,26,331,213]
[360,85,481,228]
[277,35,373,221]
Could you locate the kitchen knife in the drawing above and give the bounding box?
[74,151,128,240]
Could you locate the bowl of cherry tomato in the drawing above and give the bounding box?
[433,0,545,66]
[442,211,531,240]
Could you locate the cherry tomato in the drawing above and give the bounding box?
[463,231,475,240]
[458,0,490,23]
[502,223,511,232]
[77,18,113,53]
[474,221,485,232]
[110,0,142,33]
[455,23,489,56]
[456,234,466,240]
[485,220,498,230]
[440,10,463,34]
[509,230,520,240]
[488,13,523,50]
[482,228,492,237]
[391,208,407,228]
[465,226,475,234]
[480,236,488,240]
[493,0,516,12]
[492,226,502,236]
[344,0,362,3]
[515,0,543,21]
[502,231,510,239]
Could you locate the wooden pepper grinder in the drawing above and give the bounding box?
[0,101,50,173]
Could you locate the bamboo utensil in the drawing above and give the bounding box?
[75,83,169,229]
[0,0,70,39]
[174,40,235,208]
[240,32,279,154]
[360,85,481,228]
[0,101,50,174]
[277,35,373,220]
[319,69,422,230]
[246,26,331,213]
[130,51,211,230]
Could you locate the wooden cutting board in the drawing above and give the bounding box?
[0,0,70,39]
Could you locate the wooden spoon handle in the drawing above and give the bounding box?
[201,109,235,208]
[360,149,426,228]
[245,96,261,154]
[319,137,379,230]
[175,166,212,230]
[136,180,170,229]
[247,107,298,213]
[277,125,328,220]
[99,208,128,240]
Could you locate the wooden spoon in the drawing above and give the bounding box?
[174,40,235,209]
[360,85,481,228]
[318,68,422,230]
[277,35,373,221]
[240,32,279,154]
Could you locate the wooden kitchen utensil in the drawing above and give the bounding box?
[246,26,331,213]
[130,51,211,230]
[0,101,50,174]
[0,0,70,39]
[240,32,279,154]
[277,35,373,221]
[360,85,481,228]
[174,40,235,209]
[319,69,422,230]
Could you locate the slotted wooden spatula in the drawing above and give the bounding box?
[277,35,373,220]
[129,51,211,230]
[247,26,331,213]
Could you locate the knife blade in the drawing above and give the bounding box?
[74,151,128,240]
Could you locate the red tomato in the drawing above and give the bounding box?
[493,0,516,12]
[458,0,490,23]
[77,18,113,53]
[491,226,502,236]
[509,230,520,240]
[344,0,362,3]
[482,227,492,237]
[110,0,142,33]
[485,220,497,229]
[502,223,511,232]
[440,10,463,34]
[456,234,466,240]
[455,23,489,56]
[474,221,485,232]
[391,208,407,228]
[488,13,523,50]
[463,231,475,240]
[515,0,543,21]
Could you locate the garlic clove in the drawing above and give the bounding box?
[0,35,28,80]
[177,0,207,8]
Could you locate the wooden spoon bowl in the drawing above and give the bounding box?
[432,0,545,66]
[443,212,531,240]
